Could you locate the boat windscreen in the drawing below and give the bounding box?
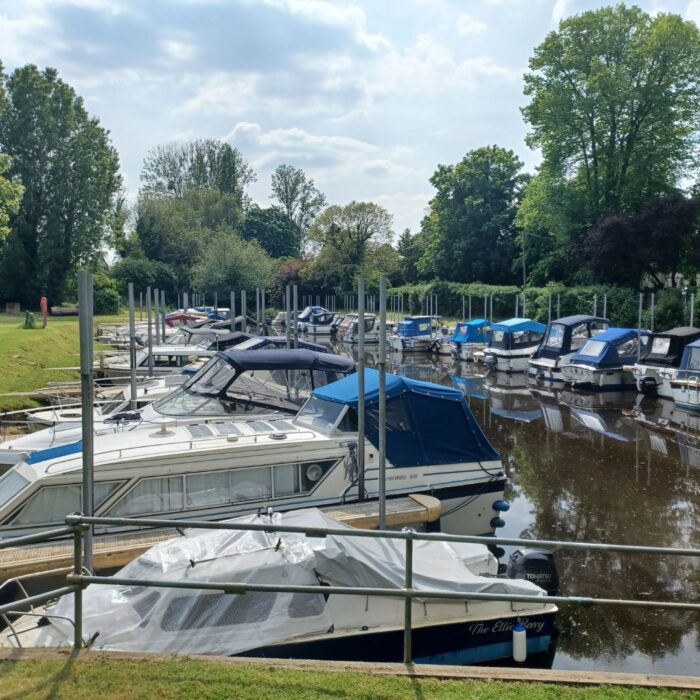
[294,397,347,433]
[578,340,606,357]
[650,337,671,356]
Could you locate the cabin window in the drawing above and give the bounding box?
[570,322,590,351]
[288,593,326,619]
[686,348,700,371]
[616,337,641,358]
[590,321,608,335]
[650,337,671,356]
[417,322,431,332]
[490,329,505,346]
[0,470,29,510]
[543,324,565,349]
[512,330,542,349]
[230,467,272,501]
[11,481,123,525]
[186,471,230,508]
[273,464,299,497]
[109,476,184,516]
[161,591,277,631]
[578,340,605,358]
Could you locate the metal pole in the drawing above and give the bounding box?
[557,293,561,318]
[691,293,695,327]
[490,294,494,322]
[637,292,643,361]
[146,286,154,376]
[483,294,487,318]
[73,526,83,649]
[462,295,465,320]
[593,294,598,317]
[515,294,518,317]
[153,288,160,344]
[78,270,94,574]
[468,295,472,320]
[378,277,387,529]
[403,533,413,664]
[285,285,291,349]
[139,291,143,322]
[357,277,366,502]
[521,292,525,318]
[256,287,260,334]
[651,292,655,333]
[293,284,299,348]
[160,290,166,341]
[214,292,218,319]
[548,294,552,323]
[183,292,188,312]
[603,293,608,320]
[230,291,236,333]
[127,283,137,410]
[261,289,266,335]
[241,290,247,333]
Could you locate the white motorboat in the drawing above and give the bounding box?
[296,306,339,336]
[528,315,609,385]
[335,313,381,344]
[0,509,557,664]
[388,316,438,353]
[450,319,491,361]
[480,319,546,373]
[0,362,506,541]
[634,327,700,399]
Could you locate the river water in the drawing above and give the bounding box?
[334,344,700,676]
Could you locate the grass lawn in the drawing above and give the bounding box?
[0,313,125,412]
[0,657,695,700]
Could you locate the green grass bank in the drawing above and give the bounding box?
[0,313,123,412]
[0,656,696,700]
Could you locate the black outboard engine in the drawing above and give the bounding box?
[639,376,658,397]
[506,548,559,595]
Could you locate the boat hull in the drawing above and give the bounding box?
[240,610,556,665]
[389,336,437,353]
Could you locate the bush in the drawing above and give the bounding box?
[92,273,120,314]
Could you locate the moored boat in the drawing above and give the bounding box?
[670,339,700,411]
[388,316,437,353]
[478,319,545,373]
[450,319,491,361]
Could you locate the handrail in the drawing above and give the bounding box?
[0,526,75,550]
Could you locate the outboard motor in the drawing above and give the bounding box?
[506,548,559,595]
[640,376,658,397]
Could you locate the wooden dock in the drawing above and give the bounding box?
[0,495,441,582]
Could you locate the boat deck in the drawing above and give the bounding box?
[0,494,441,581]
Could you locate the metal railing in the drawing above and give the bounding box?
[2,514,700,664]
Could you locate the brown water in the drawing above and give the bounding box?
[333,343,700,676]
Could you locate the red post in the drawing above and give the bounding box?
[40,296,48,328]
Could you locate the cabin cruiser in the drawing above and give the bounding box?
[0,508,557,664]
[334,313,381,344]
[561,328,649,391]
[450,319,491,361]
[0,362,506,540]
[388,316,437,353]
[296,306,339,336]
[528,315,609,385]
[633,326,700,398]
[670,339,700,411]
[477,319,545,373]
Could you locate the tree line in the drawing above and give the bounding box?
[1,5,700,313]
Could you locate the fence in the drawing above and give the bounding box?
[1,514,700,664]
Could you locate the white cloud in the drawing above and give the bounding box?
[457,12,488,36]
[687,0,700,25]
[552,0,568,25]
[162,39,196,62]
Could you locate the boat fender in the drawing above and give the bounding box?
[492,499,510,512]
[490,516,506,529]
[506,548,559,595]
[512,620,527,662]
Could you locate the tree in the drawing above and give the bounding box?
[585,194,700,288]
[270,164,326,240]
[308,201,393,290]
[0,154,22,238]
[0,63,121,305]
[523,5,700,221]
[418,146,526,284]
[241,206,301,258]
[192,231,274,297]
[141,139,255,204]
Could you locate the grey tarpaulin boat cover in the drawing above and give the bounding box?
[39,509,544,655]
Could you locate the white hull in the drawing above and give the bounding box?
[451,343,486,362]
[561,364,634,390]
[483,348,537,373]
[634,365,676,399]
[388,336,436,353]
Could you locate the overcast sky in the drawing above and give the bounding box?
[2,0,699,237]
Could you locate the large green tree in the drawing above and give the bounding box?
[241,206,301,258]
[0,63,121,305]
[523,5,700,221]
[270,164,326,243]
[308,201,393,290]
[418,146,526,284]
[0,154,22,239]
[141,139,255,205]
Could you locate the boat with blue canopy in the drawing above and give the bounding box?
[561,327,649,391]
[478,318,545,373]
[528,315,609,385]
[450,319,491,361]
[671,338,700,410]
[388,316,437,353]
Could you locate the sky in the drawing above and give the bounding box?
[1,0,699,237]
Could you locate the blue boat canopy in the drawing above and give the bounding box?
[570,327,649,368]
[678,338,700,374]
[312,368,499,467]
[451,319,490,344]
[396,316,433,338]
[491,318,545,334]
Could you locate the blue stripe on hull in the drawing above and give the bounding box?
[415,635,551,665]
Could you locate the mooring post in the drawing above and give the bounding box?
[160,290,166,341]
[691,293,695,327]
[637,293,643,361]
[650,292,655,333]
[214,292,218,320]
[293,284,299,348]
[603,293,608,320]
[468,294,472,320]
[378,277,387,529]
[255,287,260,334]
[285,285,291,349]
[403,532,414,665]
[521,292,526,318]
[146,286,154,377]
[593,294,598,317]
[483,294,487,318]
[241,290,247,333]
[357,277,366,502]
[490,294,494,323]
[78,270,94,575]
[128,283,138,410]
[515,293,518,317]
[139,291,143,322]
[183,291,188,312]
[261,289,266,334]
[557,293,561,318]
[153,288,160,345]
[548,294,552,323]
[230,291,236,333]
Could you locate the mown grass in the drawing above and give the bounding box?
[0,313,124,411]
[0,657,694,700]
